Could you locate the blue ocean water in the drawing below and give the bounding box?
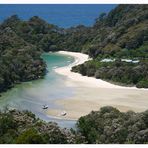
[0,4,117,28]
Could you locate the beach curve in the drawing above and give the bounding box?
[54,51,145,89]
[46,51,148,120]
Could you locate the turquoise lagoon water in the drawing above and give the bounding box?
[0,53,76,128]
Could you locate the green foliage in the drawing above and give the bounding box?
[41,129,68,144]
[0,108,148,144]
[0,112,18,144]
[136,79,148,88]
[16,128,45,144]
[0,15,48,93]
[72,60,148,88]
[0,113,16,136]
[61,5,148,58]
[0,110,82,144]
[77,106,148,144]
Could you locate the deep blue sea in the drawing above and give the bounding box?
[0,4,117,28]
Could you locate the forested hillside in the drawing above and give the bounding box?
[69,4,148,88]
[88,4,148,58]
[77,106,148,144]
[62,4,148,58]
[0,15,63,93]
[0,109,85,144]
[0,106,148,144]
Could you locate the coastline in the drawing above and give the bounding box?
[54,51,145,90]
[46,51,148,120]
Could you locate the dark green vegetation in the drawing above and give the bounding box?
[77,106,148,144]
[62,5,148,58]
[0,106,148,144]
[68,4,148,88]
[0,4,148,93]
[0,14,69,93]
[72,59,148,88]
[0,108,85,144]
[0,15,48,92]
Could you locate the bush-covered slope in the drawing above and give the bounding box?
[0,109,85,144]
[77,106,148,144]
[0,107,148,144]
[62,4,148,58]
[0,16,47,92]
[70,4,148,88]
[87,4,148,58]
[0,15,64,93]
[0,15,63,52]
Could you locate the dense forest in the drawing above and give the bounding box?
[61,5,148,57]
[0,4,148,93]
[0,16,46,92]
[0,15,64,93]
[0,106,148,144]
[77,106,148,144]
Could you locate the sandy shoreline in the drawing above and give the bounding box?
[46,51,148,120]
[55,51,145,89]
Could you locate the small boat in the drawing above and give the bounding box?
[42,105,48,109]
[61,111,67,116]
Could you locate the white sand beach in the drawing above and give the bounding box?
[55,51,145,89]
[47,51,148,120]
